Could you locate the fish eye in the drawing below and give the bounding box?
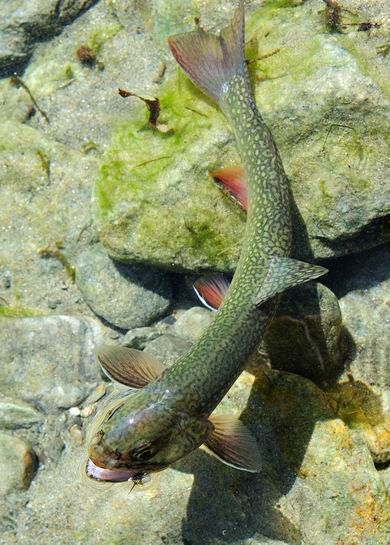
[132,445,154,461]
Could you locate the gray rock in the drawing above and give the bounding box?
[121,326,161,349]
[0,120,97,318]
[334,246,390,409]
[0,395,43,430]
[0,433,37,496]
[76,244,172,330]
[255,283,344,382]
[173,306,214,340]
[144,334,193,367]
[0,0,98,72]
[324,245,390,464]
[0,315,103,412]
[9,370,390,545]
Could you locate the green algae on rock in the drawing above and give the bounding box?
[95,69,245,272]
[95,0,389,272]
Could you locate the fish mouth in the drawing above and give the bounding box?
[86,459,139,482]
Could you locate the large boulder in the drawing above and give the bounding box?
[95,0,390,272]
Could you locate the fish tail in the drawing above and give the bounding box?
[168,0,247,105]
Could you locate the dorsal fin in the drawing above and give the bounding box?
[97,346,165,388]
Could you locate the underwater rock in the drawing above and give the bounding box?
[144,334,193,367]
[0,315,103,412]
[121,326,162,349]
[0,120,97,318]
[9,369,389,545]
[324,245,390,464]
[95,0,390,272]
[76,244,172,330]
[0,0,97,72]
[173,306,215,340]
[0,395,43,430]
[0,433,37,496]
[335,245,390,410]
[256,282,344,382]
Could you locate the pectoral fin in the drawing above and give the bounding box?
[97,346,165,388]
[256,256,328,307]
[205,415,262,472]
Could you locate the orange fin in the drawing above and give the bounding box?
[193,274,230,311]
[97,346,165,388]
[210,165,248,210]
[205,415,262,473]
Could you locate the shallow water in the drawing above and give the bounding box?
[0,1,389,544]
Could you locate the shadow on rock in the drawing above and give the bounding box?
[258,193,353,385]
[175,443,302,545]
[322,243,390,298]
[173,367,338,545]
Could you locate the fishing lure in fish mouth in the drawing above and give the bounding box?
[85,0,328,483]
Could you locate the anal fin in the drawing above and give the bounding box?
[256,256,328,307]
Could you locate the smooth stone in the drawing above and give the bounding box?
[76,244,172,330]
[11,369,389,545]
[95,0,390,271]
[256,282,343,382]
[325,245,390,464]
[144,334,193,367]
[121,327,162,350]
[173,307,214,341]
[0,395,43,430]
[0,0,98,72]
[0,433,37,496]
[0,315,103,412]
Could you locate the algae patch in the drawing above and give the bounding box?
[0,305,44,318]
[95,69,245,271]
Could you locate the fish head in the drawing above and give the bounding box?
[87,388,212,479]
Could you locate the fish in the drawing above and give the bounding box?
[86,0,327,484]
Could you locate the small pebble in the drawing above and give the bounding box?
[48,298,61,309]
[84,383,107,405]
[68,407,81,417]
[69,424,83,446]
[80,405,95,418]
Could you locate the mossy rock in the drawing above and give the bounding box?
[95,0,390,271]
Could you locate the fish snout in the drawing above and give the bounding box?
[88,431,119,469]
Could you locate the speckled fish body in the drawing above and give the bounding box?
[163,22,292,417]
[86,1,327,480]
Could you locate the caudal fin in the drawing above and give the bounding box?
[168,0,247,104]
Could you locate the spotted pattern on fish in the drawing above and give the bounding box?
[86,1,327,477]
[161,73,292,415]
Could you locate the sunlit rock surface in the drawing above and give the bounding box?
[0,1,389,544]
